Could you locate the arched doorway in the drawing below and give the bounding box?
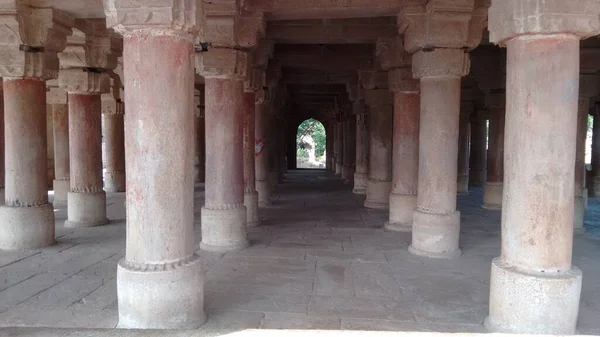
[296,118,326,169]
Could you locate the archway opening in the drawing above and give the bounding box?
[296,118,326,169]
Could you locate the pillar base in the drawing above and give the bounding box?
[457,174,469,194]
[200,205,248,252]
[65,192,109,228]
[574,195,586,235]
[117,255,207,329]
[256,180,271,207]
[485,258,582,334]
[0,203,55,250]
[364,179,391,209]
[385,193,417,232]
[52,179,69,205]
[104,171,126,193]
[353,172,367,194]
[244,191,260,227]
[482,182,503,210]
[409,209,461,259]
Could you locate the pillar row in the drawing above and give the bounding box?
[255,101,271,207]
[409,49,468,259]
[0,82,3,205]
[386,68,420,232]
[243,90,260,227]
[343,116,356,184]
[194,90,206,183]
[482,92,505,210]
[102,98,126,193]
[334,120,343,176]
[47,88,69,205]
[592,112,600,197]
[469,113,487,187]
[457,107,471,194]
[353,102,369,194]
[364,89,393,209]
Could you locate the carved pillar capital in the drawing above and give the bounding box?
[358,70,388,90]
[58,68,111,94]
[0,5,74,79]
[488,0,600,45]
[412,49,470,79]
[388,68,420,93]
[196,48,248,79]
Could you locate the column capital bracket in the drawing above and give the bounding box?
[412,49,470,79]
[196,48,248,79]
[58,68,111,94]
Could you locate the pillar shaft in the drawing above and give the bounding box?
[196,114,206,183]
[243,92,259,227]
[326,123,333,171]
[592,114,600,196]
[255,102,270,206]
[353,110,369,194]
[387,91,419,231]
[485,34,582,334]
[103,104,126,193]
[483,95,505,210]
[457,112,471,194]
[573,97,589,234]
[0,83,3,205]
[342,117,356,183]
[65,93,108,227]
[469,116,487,187]
[410,75,462,258]
[201,77,248,252]
[117,33,204,329]
[364,99,393,209]
[52,103,69,204]
[334,121,343,175]
[0,78,54,249]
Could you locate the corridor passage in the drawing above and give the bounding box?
[1,170,600,334]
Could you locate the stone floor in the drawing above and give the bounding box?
[1,169,600,335]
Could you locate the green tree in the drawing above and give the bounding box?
[297,119,326,158]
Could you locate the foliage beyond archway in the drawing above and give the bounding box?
[296,118,326,169]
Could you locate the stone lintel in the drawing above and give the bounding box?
[412,48,470,79]
[58,68,111,94]
[0,6,74,79]
[488,0,600,45]
[388,68,419,93]
[398,0,490,54]
[103,0,203,38]
[359,70,388,90]
[196,48,247,79]
[364,89,393,106]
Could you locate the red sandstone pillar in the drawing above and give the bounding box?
[469,115,487,187]
[255,101,270,206]
[387,69,420,231]
[200,68,248,252]
[63,92,108,227]
[0,82,3,205]
[102,100,126,193]
[457,109,471,194]
[592,113,600,197]
[0,79,54,249]
[243,91,260,227]
[353,102,369,194]
[482,93,505,210]
[334,121,343,176]
[410,49,468,258]
[364,89,393,209]
[485,2,594,332]
[51,103,69,204]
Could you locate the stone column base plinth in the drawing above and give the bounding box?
[385,193,417,232]
[353,172,367,194]
[52,179,69,205]
[104,171,126,193]
[364,179,391,209]
[65,192,109,228]
[200,205,248,252]
[457,174,469,195]
[0,203,55,250]
[485,258,582,334]
[574,195,586,235]
[244,191,260,227]
[409,209,461,259]
[117,256,207,329]
[482,182,503,210]
[256,180,271,207]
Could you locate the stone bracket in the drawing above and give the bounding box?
[59,68,111,94]
[196,48,248,79]
[412,49,470,79]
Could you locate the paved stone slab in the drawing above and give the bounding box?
[308,295,415,321]
[261,313,341,330]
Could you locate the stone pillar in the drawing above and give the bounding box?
[341,119,349,180]
[255,100,270,206]
[482,92,505,210]
[364,89,393,209]
[592,112,600,197]
[0,79,55,249]
[0,9,72,250]
[484,1,597,333]
[0,82,3,205]
[243,90,259,227]
[353,102,369,194]
[59,84,109,227]
[334,121,343,176]
[198,48,249,252]
[387,68,420,232]
[342,116,356,183]
[47,88,69,205]
[469,114,487,187]
[457,108,471,194]
[409,50,468,258]
[326,123,334,171]
[105,3,205,326]
[193,90,206,183]
[102,97,126,193]
[46,104,55,189]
